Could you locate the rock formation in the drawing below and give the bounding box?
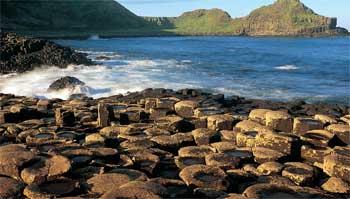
[0,33,93,74]
[0,88,349,198]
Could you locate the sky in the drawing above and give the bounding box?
[118,0,350,29]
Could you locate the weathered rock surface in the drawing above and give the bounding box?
[0,33,93,74]
[0,88,348,198]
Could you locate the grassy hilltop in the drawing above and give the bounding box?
[145,0,348,36]
[1,0,164,38]
[1,0,348,38]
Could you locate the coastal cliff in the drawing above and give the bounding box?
[145,0,348,36]
[0,0,348,37]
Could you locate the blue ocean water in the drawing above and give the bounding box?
[1,36,349,104]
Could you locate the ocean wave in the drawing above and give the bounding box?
[274,65,300,70]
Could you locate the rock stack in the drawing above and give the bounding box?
[0,88,349,198]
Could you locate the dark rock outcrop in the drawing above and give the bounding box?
[0,33,93,74]
[48,76,85,91]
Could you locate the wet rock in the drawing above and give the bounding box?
[326,124,350,145]
[120,107,147,124]
[48,76,85,91]
[282,162,316,186]
[23,178,79,199]
[0,110,17,124]
[1,33,93,74]
[252,147,287,164]
[293,117,323,135]
[321,177,350,194]
[265,110,293,133]
[21,155,71,184]
[174,100,199,118]
[0,144,37,179]
[192,128,219,145]
[180,164,230,190]
[207,114,234,131]
[0,176,24,199]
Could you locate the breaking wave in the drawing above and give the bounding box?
[274,65,300,70]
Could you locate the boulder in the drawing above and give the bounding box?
[48,76,85,91]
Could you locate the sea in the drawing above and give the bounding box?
[0,36,349,105]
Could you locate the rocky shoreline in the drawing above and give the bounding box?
[0,33,93,74]
[0,88,349,198]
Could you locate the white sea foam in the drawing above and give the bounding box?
[274,65,300,70]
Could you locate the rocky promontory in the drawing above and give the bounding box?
[0,88,349,198]
[0,33,93,74]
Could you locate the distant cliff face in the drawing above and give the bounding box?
[144,0,348,36]
[238,0,347,36]
[1,0,348,37]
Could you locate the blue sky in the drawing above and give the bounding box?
[118,0,350,29]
